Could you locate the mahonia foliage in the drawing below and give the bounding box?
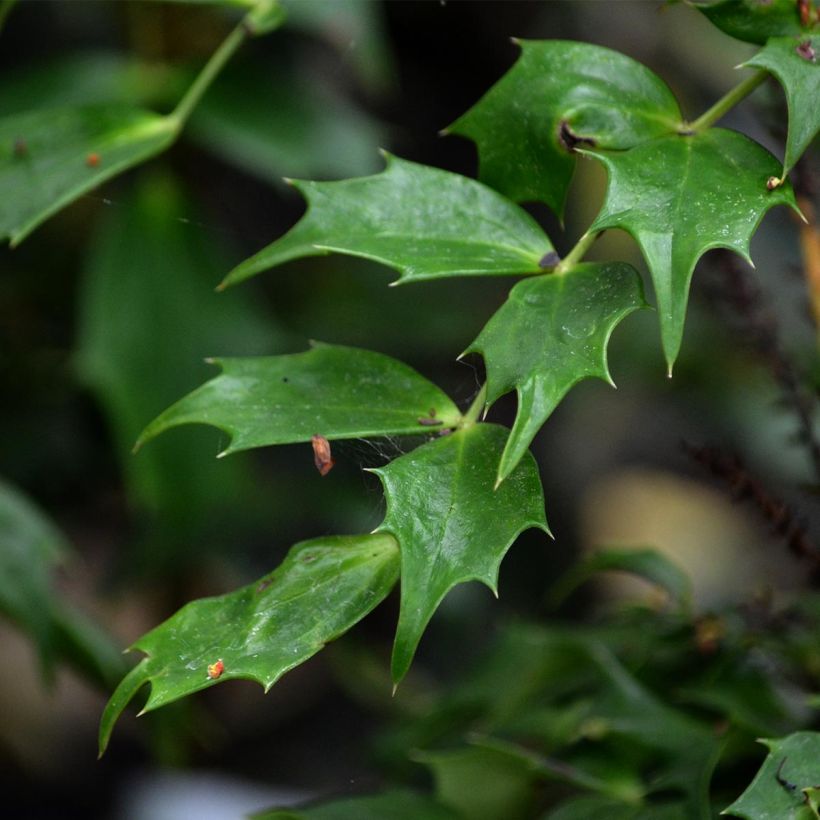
[95,3,820,795]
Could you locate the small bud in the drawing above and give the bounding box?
[796,40,816,62]
[207,659,224,679]
[539,251,561,269]
[766,176,782,191]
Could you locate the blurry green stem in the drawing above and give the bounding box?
[555,230,601,275]
[462,383,488,428]
[0,0,17,34]
[689,69,767,132]
[169,19,249,130]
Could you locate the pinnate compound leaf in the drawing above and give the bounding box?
[99,533,399,755]
[370,423,549,685]
[467,262,645,484]
[0,105,176,245]
[136,343,462,455]
[695,0,814,45]
[254,789,459,820]
[222,153,555,288]
[447,40,682,216]
[744,35,820,175]
[723,732,820,819]
[588,129,798,371]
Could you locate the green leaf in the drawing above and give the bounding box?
[415,742,541,820]
[447,39,682,216]
[543,796,688,820]
[189,58,384,182]
[723,732,820,819]
[744,35,820,175]
[76,174,282,561]
[0,477,67,673]
[695,0,814,45]
[0,478,124,686]
[370,423,549,685]
[254,789,458,820]
[588,128,798,371]
[466,262,645,484]
[136,343,462,455]
[99,533,400,755]
[221,153,554,288]
[548,547,692,611]
[0,105,175,245]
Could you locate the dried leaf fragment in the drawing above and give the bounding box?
[311,434,335,476]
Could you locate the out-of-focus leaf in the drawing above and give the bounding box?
[76,174,282,559]
[370,423,549,685]
[466,262,644,484]
[99,533,399,754]
[695,0,813,45]
[254,789,458,820]
[136,343,462,455]
[723,732,820,819]
[189,59,383,182]
[543,795,688,820]
[282,0,392,92]
[588,129,797,371]
[222,153,554,288]
[415,742,541,820]
[0,477,68,672]
[447,40,682,216]
[0,105,176,245]
[0,478,124,686]
[744,35,820,175]
[548,547,692,611]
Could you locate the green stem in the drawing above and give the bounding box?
[555,229,601,275]
[0,0,18,34]
[168,19,249,130]
[461,383,488,428]
[688,69,768,133]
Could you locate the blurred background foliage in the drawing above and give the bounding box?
[0,1,818,817]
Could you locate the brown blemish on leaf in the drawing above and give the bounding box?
[13,138,27,157]
[796,39,816,62]
[557,120,597,153]
[311,434,335,476]
[86,152,101,168]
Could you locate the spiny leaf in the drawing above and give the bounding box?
[695,0,815,45]
[744,35,820,176]
[221,153,554,288]
[587,128,798,371]
[447,39,682,216]
[135,343,462,455]
[370,423,549,685]
[466,262,645,484]
[99,533,399,755]
[722,732,820,819]
[0,105,176,245]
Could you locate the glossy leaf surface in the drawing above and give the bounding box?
[467,262,644,484]
[745,35,820,174]
[588,129,797,370]
[99,533,399,754]
[371,423,549,684]
[723,732,820,819]
[695,0,814,44]
[447,40,682,216]
[222,153,554,288]
[256,790,458,819]
[0,105,175,245]
[136,343,462,455]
